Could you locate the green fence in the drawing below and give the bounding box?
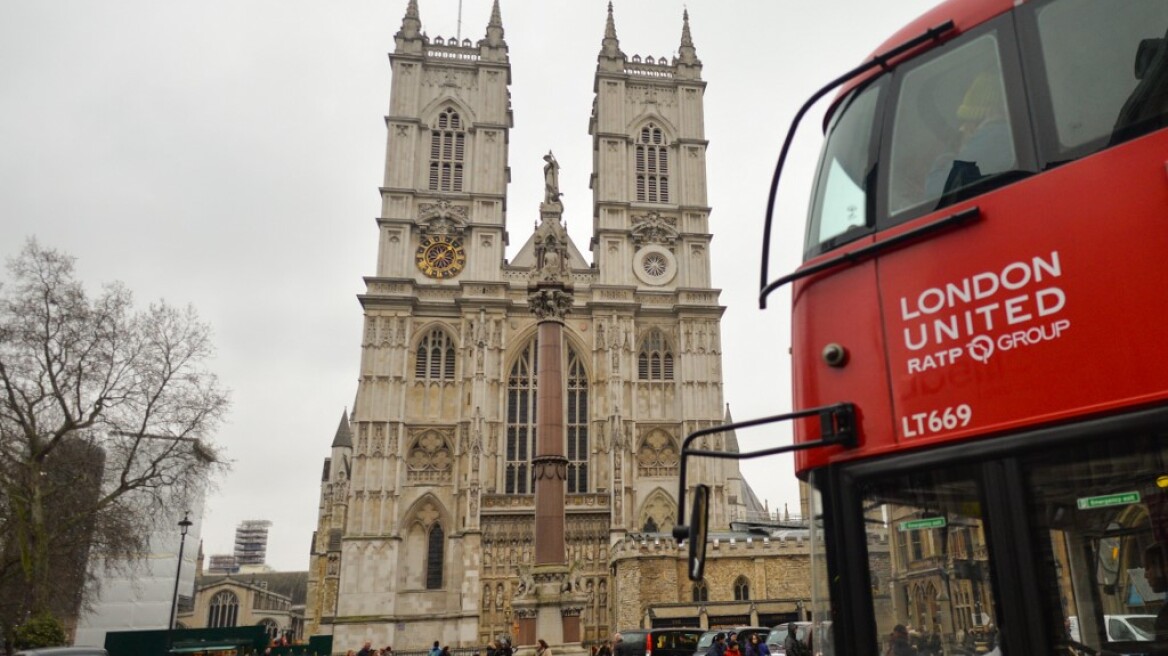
[105,626,269,656]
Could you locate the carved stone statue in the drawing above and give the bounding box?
[543,151,561,204]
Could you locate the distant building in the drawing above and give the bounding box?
[176,570,308,644]
[206,554,240,576]
[234,520,273,567]
[74,500,204,648]
[206,520,274,576]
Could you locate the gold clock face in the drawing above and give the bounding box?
[416,235,466,279]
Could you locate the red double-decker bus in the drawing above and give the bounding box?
[678,0,1168,654]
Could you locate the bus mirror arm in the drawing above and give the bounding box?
[759,205,982,302]
[671,402,857,576]
[759,19,956,310]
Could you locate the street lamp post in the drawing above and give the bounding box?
[167,511,193,655]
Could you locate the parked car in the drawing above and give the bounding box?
[616,628,705,656]
[1068,614,1156,642]
[766,622,812,656]
[694,626,770,656]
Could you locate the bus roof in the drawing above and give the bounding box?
[826,0,1017,130]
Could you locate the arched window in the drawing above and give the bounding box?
[505,341,536,494]
[637,329,674,381]
[429,108,465,192]
[692,581,709,602]
[426,522,445,589]
[259,618,280,641]
[415,328,456,380]
[635,124,669,203]
[207,590,239,628]
[733,576,751,601]
[505,340,590,494]
[566,348,589,493]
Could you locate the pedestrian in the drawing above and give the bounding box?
[430,642,443,656]
[783,624,807,656]
[537,639,553,656]
[359,641,375,656]
[441,646,452,656]
[726,639,741,656]
[747,633,770,656]
[710,633,727,656]
[596,638,613,656]
[885,624,916,656]
[1146,543,1168,639]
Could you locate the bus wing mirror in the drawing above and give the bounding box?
[688,484,710,581]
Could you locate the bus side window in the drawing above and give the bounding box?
[1029,0,1168,157]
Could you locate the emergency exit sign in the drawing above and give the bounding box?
[898,517,947,531]
[1076,491,1140,509]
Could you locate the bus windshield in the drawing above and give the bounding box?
[804,83,881,257]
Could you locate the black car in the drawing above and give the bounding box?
[616,628,705,656]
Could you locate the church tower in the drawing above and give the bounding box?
[306,3,766,648]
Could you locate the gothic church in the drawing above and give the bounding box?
[305,1,773,649]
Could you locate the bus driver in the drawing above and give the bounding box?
[926,71,1014,198]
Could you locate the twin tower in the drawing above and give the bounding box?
[306,1,759,650]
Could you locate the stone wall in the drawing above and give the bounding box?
[611,535,812,630]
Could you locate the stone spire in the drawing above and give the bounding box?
[677,8,691,64]
[398,0,421,39]
[394,0,425,54]
[331,410,352,448]
[598,2,625,67]
[483,0,506,49]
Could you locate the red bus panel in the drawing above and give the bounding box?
[795,129,1168,472]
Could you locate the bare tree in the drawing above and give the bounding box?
[0,239,229,644]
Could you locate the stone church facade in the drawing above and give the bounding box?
[304,2,799,650]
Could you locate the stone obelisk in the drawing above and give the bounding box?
[512,153,587,656]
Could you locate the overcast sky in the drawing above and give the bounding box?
[1,0,942,571]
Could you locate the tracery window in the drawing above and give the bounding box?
[733,576,751,601]
[505,342,536,494]
[637,329,674,381]
[505,340,590,494]
[429,108,465,192]
[693,581,709,602]
[426,522,445,589]
[566,348,589,493]
[415,328,456,380]
[259,619,280,641]
[635,123,669,203]
[207,590,239,628]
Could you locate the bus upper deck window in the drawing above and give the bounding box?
[888,34,1017,217]
[805,83,881,256]
[1033,0,1168,157]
